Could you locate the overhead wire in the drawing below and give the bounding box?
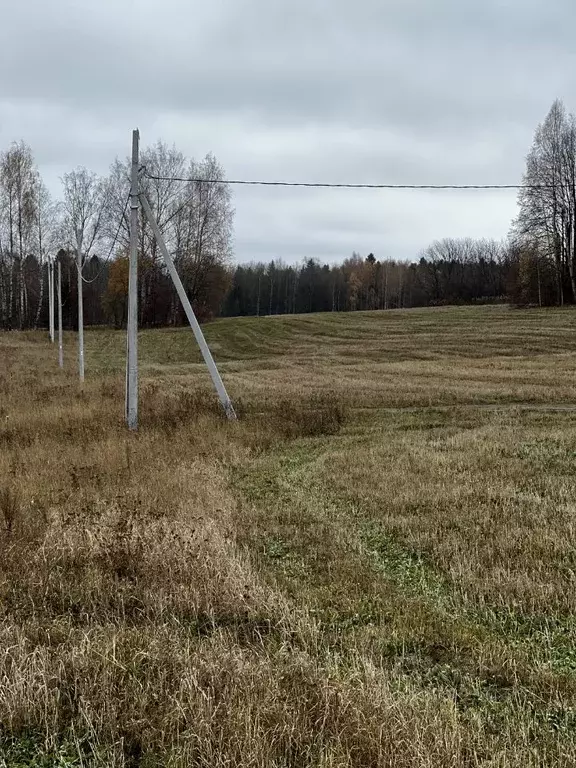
[140,168,548,190]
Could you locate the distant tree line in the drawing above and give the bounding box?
[224,98,576,316]
[1,97,575,331]
[223,240,509,317]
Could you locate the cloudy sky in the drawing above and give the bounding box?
[1,0,574,264]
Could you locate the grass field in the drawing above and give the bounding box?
[2,305,576,766]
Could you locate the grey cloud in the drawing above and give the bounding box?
[0,0,574,263]
[233,184,517,263]
[2,0,573,133]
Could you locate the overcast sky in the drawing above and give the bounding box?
[1,0,575,264]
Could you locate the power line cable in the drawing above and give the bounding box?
[141,168,548,190]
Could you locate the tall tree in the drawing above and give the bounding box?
[33,177,60,329]
[61,167,106,381]
[0,142,37,328]
[516,99,576,305]
[172,154,234,321]
[105,142,234,326]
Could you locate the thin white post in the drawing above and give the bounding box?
[48,260,51,340]
[51,260,55,342]
[57,260,63,368]
[48,260,55,342]
[126,129,140,430]
[77,230,85,383]
[140,192,236,420]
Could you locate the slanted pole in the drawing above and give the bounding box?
[139,192,236,420]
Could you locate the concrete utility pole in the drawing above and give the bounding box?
[126,129,140,430]
[77,229,84,383]
[57,260,63,369]
[48,260,55,343]
[140,192,236,420]
[76,229,84,384]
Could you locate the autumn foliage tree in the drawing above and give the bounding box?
[103,254,129,328]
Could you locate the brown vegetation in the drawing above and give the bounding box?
[1,306,576,766]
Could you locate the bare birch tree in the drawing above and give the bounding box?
[105,142,233,324]
[33,177,60,329]
[61,167,106,381]
[516,99,576,305]
[0,142,37,328]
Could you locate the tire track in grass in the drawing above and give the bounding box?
[232,421,576,760]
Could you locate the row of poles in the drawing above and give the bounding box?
[47,129,236,431]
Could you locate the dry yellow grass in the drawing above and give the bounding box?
[1,306,576,766]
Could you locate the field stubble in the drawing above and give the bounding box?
[1,306,576,766]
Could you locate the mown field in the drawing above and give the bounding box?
[2,305,576,766]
